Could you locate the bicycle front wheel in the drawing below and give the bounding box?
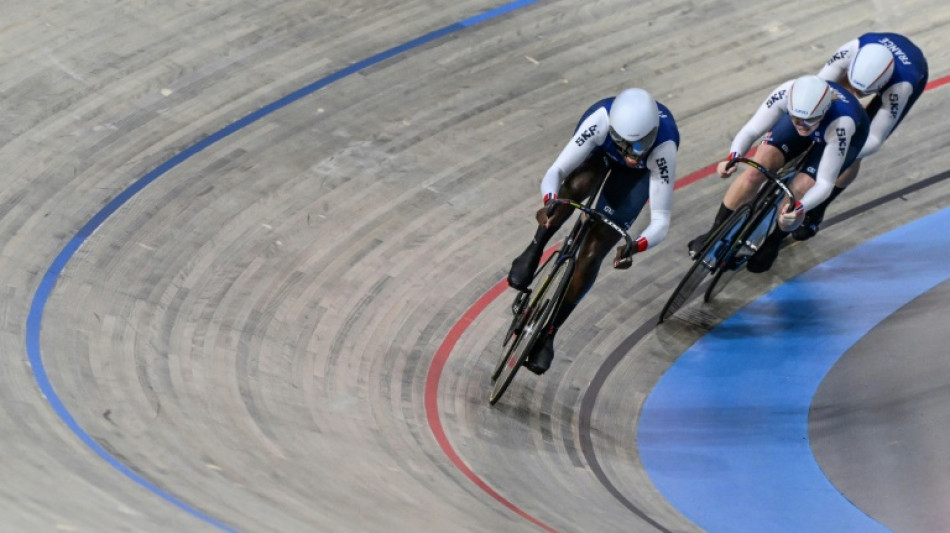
[659,208,750,323]
[489,254,574,405]
[658,252,712,324]
[492,254,555,382]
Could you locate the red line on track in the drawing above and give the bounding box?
[926,77,950,91]
[424,280,560,533]
[423,73,949,529]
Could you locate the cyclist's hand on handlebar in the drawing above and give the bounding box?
[778,201,805,231]
[536,193,559,226]
[613,242,637,269]
[544,196,560,218]
[717,152,741,178]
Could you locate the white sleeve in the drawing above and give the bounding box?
[637,140,677,250]
[728,81,792,156]
[817,39,858,84]
[858,81,914,158]
[540,108,609,201]
[800,116,857,211]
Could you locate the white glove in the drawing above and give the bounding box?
[778,201,805,232]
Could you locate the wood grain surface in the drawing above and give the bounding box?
[1,1,948,531]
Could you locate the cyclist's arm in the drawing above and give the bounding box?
[858,81,913,158]
[637,140,677,251]
[801,116,858,211]
[540,109,608,202]
[817,39,858,84]
[728,81,792,157]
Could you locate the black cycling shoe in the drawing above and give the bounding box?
[746,237,782,273]
[524,332,555,375]
[508,244,542,291]
[687,233,708,259]
[792,221,820,241]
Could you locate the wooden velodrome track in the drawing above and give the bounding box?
[2,1,948,531]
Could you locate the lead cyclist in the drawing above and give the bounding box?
[506,88,680,375]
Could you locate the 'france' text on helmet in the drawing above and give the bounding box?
[848,43,895,94]
[608,88,660,157]
[788,75,834,120]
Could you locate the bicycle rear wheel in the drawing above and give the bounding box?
[659,208,749,323]
[704,206,754,302]
[489,255,574,405]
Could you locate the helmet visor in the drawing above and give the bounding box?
[609,126,658,158]
[791,115,823,129]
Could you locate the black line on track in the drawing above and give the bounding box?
[577,314,673,533]
[822,167,950,228]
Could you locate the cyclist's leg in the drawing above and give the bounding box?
[526,164,647,373]
[565,162,649,308]
[742,121,816,272]
[723,146,784,208]
[689,142,785,255]
[748,165,823,273]
[508,155,607,291]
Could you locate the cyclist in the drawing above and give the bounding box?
[793,32,928,240]
[688,75,869,272]
[507,88,679,375]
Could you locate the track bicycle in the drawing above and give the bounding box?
[489,176,636,405]
[657,156,802,323]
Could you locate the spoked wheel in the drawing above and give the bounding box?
[704,206,754,302]
[489,255,573,405]
[658,206,751,323]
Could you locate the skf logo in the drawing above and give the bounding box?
[766,90,787,108]
[657,157,670,183]
[575,125,597,147]
[827,50,849,66]
[889,93,900,118]
[836,127,848,156]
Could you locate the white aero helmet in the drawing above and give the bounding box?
[608,88,660,158]
[848,43,895,94]
[788,75,834,121]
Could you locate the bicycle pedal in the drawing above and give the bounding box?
[511,290,530,316]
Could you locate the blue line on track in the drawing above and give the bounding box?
[639,206,950,532]
[25,2,539,530]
